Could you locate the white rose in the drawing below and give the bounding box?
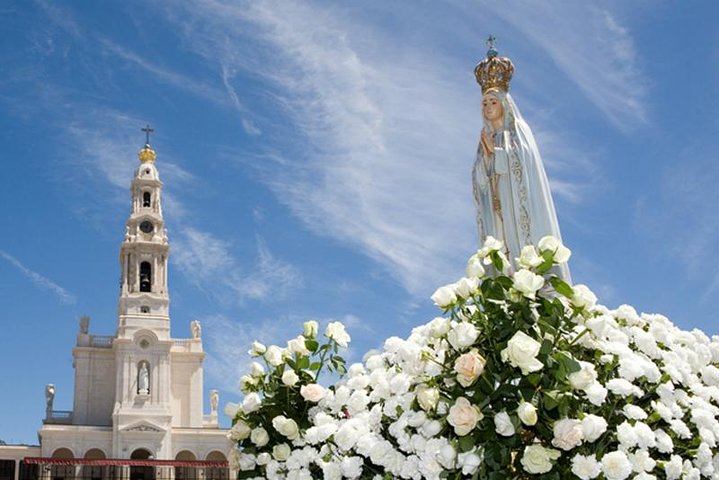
[272,415,299,440]
[300,383,326,402]
[287,335,310,355]
[454,277,479,300]
[521,444,561,474]
[447,322,479,351]
[228,420,251,441]
[581,414,608,443]
[458,451,482,475]
[237,453,255,471]
[513,269,545,299]
[256,452,271,466]
[501,331,544,374]
[494,411,516,436]
[585,382,608,406]
[538,235,571,263]
[421,419,442,437]
[454,349,486,387]
[250,427,269,447]
[264,345,285,366]
[325,321,351,347]
[241,392,262,413]
[569,362,597,390]
[538,235,560,253]
[431,285,457,308]
[437,444,456,469]
[518,245,543,269]
[465,255,485,278]
[622,404,647,420]
[628,449,655,473]
[248,341,266,356]
[447,397,483,436]
[552,418,584,451]
[250,362,265,377]
[478,236,504,257]
[272,443,291,461]
[663,455,682,480]
[303,320,319,338]
[223,402,240,418]
[572,284,598,310]
[239,375,257,393]
[571,454,601,480]
[600,450,632,480]
[428,317,450,337]
[415,385,440,411]
[282,369,299,386]
[517,402,538,426]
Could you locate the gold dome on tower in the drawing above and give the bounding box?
[138,144,157,163]
[138,124,157,163]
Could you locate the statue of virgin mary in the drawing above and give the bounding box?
[472,39,571,281]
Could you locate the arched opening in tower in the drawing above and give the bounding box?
[139,262,152,292]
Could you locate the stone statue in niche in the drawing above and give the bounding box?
[45,384,55,411]
[191,320,202,339]
[79,315,90,334]
[210,389,219,414]
[138,362,150,395]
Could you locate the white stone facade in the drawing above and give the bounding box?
[0,142,229,479]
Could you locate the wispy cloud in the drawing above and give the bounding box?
[633,144,719,301]
[172,228,302,302]
[476,1,647,130]
[0,250,76,304]
[159,1,602,296]
[99,38,260,136]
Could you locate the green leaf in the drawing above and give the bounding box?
[554,351,581,375]
[296,356,310,370]
[526,373,542,387]
[458,435,475,452]
[309,362,322,371]
[543,391,559,410]
[305,339,319,353]
[539,338,553,355]
[490,251,504,271]
[549,277,574,298]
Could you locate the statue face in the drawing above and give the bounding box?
[482,94,504,124]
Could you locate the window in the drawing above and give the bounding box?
[0,460,15,480]
[139,262,152,292]
[140,306,150,314]
[143,192,151,208]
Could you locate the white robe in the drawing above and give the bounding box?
[472,92,571,282]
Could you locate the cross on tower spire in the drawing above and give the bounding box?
[141,124,154,145]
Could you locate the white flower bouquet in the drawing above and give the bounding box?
[228,237,719,479]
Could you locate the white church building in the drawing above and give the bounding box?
[0,135,231,480]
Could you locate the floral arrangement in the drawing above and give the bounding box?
[225,236,719,479]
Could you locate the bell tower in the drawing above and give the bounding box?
[117,125,171,341]
[112,126,174,458]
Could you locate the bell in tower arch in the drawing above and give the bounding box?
[139,261,152,292]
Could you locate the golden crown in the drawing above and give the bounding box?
[138,144,157,163]
[474,36,514,94]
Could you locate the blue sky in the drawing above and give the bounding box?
[1,1,718,445]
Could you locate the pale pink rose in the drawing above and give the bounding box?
[447,397,483,436]
[300,383,326,402]
[454,349,486,387]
